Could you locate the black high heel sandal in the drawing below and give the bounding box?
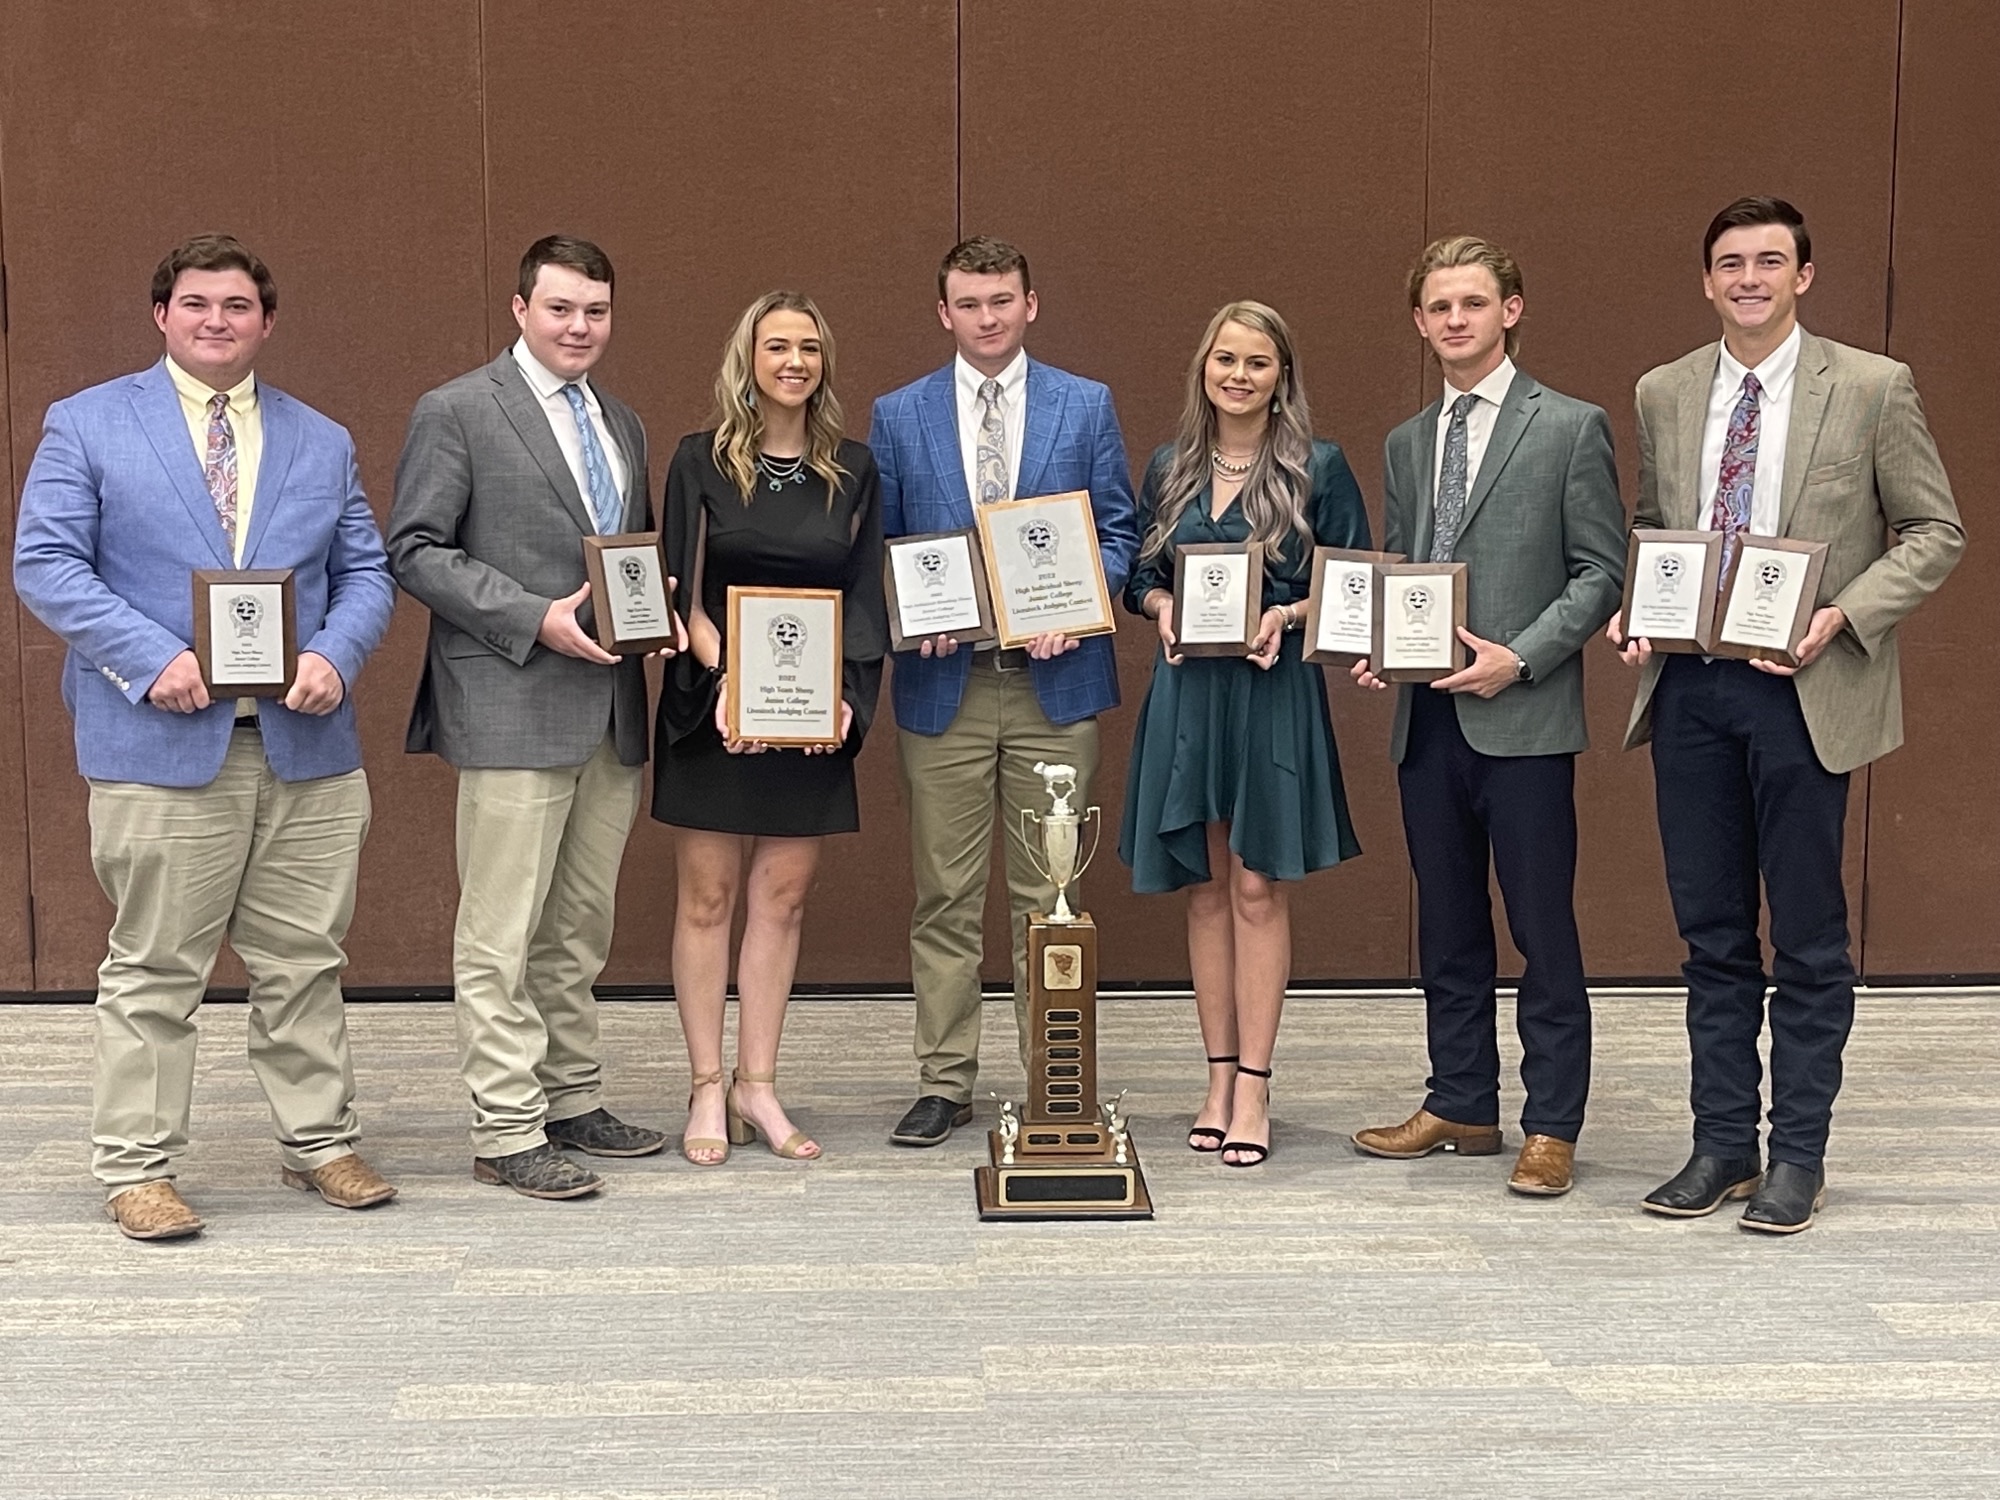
[1221,1064,1272,1168]
[1188,1054,1238,1153]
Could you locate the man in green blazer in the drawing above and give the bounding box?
[1351,235,1626,1197]
[1614,196,1964,1234]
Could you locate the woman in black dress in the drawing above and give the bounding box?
[656,291,886,1165]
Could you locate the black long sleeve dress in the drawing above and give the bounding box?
[653,432,886,836]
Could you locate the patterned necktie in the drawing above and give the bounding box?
[1709,372,1762,584]
[976,378,1010,504]
[203,392,239,550]
[1429,391,1479,562]
[561,382,622,533]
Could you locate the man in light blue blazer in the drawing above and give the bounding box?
[868,236,1137,1145]
[14,235,397,1241]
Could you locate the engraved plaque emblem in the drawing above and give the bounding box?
[228,594,264,638]
[1043,944,1083,990]
[618,555,647,598]
[1019,518,1059,569]
[767,612,807,668]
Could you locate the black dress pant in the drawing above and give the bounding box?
[1649,655,1855,1171]
[1397,688,1591,1140]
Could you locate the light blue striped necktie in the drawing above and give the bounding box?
[561,382,621,534]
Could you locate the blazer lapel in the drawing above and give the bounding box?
[1671,346,1719,530]
[1018,358,1061,498]
[489,354,595,536]
[1410,400,1441,562]
[917,369,972,516]
[1777,332,1834,535]
[238,384,298,566]
[1456,374,1539,541]
[130,362,233,568]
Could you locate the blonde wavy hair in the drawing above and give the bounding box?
[1139,300,1315,569]
[711,290,848,504]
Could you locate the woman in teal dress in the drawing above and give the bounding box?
[1119,300,1369,1166]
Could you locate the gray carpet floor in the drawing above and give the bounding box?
[2,992,1998,1499]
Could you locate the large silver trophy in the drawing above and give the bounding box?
[1019,761,1100,925]
[975,763,1151,1220]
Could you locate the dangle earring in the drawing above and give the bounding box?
[746,387,757,409]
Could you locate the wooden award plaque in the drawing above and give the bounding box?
[725,586,845,748]
[973,490,1117,649]
[1371,561,1470,684]
[192,568,298,697]
[581,532,679,655]
[883,528,998,652]
[1169,542,1264,658]
[1618,529,1725,655]
[1711,537,1830,667]
[1302,547,1405,666]
[974,910,1154,1222]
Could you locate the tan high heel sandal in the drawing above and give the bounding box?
[681,1069,729,1166]
[725,1068,820,1160]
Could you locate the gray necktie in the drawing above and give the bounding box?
[976,378,1010,504]
[1429,391,1480,563]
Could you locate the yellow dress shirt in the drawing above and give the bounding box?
[166,357,264,713]
[165,356,262,565]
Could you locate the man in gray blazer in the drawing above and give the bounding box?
[1614,197,1963,1234]
[1351,235,1626,1197]
[387,235,677,1200]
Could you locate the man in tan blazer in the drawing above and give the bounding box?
[1612,196,1963,1234]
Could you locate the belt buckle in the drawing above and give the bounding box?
[993,647,1030,673]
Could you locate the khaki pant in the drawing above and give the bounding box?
[87,727,371,1193]
[453,735,642,1156]
[897,655,1099,1103]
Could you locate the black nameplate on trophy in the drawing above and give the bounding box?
[1002,1172,1134,1205]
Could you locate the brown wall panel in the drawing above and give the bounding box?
[1865,0,2000,976]
[0,180,34,990]
[0,2,488,988]
[1427,0,1900,978]
[0,2,1988,991]
[480,0,959,984]
[963,0,1431,982]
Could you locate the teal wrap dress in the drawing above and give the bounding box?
[1117,439,1370,893]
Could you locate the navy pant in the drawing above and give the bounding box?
[1397,688,1591,1140]
[1650,656,1855,1170]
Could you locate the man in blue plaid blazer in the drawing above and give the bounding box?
[869,236,1137,1145]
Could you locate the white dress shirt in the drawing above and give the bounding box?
[1431,355,1517,504]
[512,338,630,509]
[955,348,1027,504]
[1697,322,1800,537]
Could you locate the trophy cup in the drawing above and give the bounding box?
[974,763,1153,1220]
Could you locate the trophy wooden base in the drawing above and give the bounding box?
[974,1130,1153,1221]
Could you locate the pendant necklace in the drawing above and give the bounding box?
[758,452,807,491]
